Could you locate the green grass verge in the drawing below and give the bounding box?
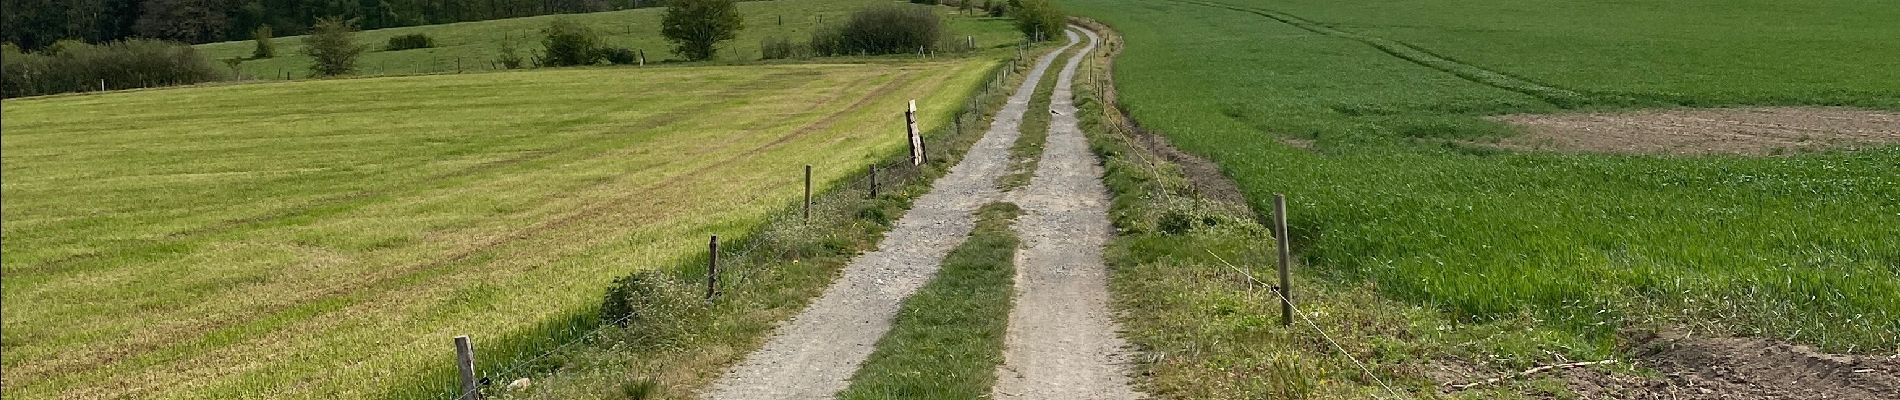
[1071,0,1899,357]
[836,202,1022,399]
[196,0,1024,79]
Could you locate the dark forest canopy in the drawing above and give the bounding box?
[1,0,667,50]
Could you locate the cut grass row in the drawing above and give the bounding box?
[0,59,999,399]
[1073,0,1900,357]
[837,202,1022,400]
[195,0,1022,79]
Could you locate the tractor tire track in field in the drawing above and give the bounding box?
[992,27,1142,400]
[702,35,1083,400]
[1170,0,1609,107]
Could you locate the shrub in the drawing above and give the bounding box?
[541,18,603,66]
[810,6,944,57]
[384,33,436,51]
[661,0,744,61]
[1013,0,1065,41]
[252,26,275,59]
[987,0,1007,17]
[599,270,692,336]
[601,47,638,64]
[1,39,223,98]
[760,36,804,59]
[302,18,365,76]
[496,40,526,69]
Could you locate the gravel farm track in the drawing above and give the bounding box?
[701,30,1091,400]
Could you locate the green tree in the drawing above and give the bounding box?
[301,17,364,76]
[539,18,602,66]
[1012,0,1063,41]
[251,25,275,58]
[661,0,743,61]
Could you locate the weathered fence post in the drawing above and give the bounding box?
[1274,193,1292,327]
[906,100,924,165]
[706,235,720,300]
[803,165,813,221]
[869,165,879,198]
[454,335,480,400]
[638,49,646,66]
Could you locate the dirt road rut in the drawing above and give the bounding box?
[992,27,1141,400]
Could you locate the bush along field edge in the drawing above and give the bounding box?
[394,43,1072,400]
[1068,19,1661,399]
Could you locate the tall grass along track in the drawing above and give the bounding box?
[991,26,1141,400]
[702,33,1083,400]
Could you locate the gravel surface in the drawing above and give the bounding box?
[700,33,1083,400]
[992,27,1142,400]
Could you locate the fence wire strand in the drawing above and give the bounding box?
[1205,250,1408,400]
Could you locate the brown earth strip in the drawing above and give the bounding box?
[1491,107,1900,155]
[1556,331,1900,400]
[1073,17,1249,210]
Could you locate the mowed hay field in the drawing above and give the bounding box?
[194,0,1022,79]
[1074,0,1899,356]
[0,60,995,398]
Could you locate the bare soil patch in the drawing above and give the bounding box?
[1491,107,1900,155]
[1443,331,1900,399]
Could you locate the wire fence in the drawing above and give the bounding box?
[1073,19,1413,398]
[436,49,1029,400]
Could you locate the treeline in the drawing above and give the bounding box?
[1,40,223,97]
[1,0,665,50]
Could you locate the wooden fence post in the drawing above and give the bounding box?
[906,100,924,165]
[1274,194,1292,327]
[454,335,480,400]
[803,165,813,221]
[869,165,879,198]
[706,235,720,300]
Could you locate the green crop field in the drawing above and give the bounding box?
[0,57,997,398]
[194,0,1020,79]
[1073,0,1900,358]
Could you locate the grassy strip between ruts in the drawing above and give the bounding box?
[1071,21,1631,399]
[996,35,1077,191]
[474,43,1072,400]
[836,202,1022,400]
